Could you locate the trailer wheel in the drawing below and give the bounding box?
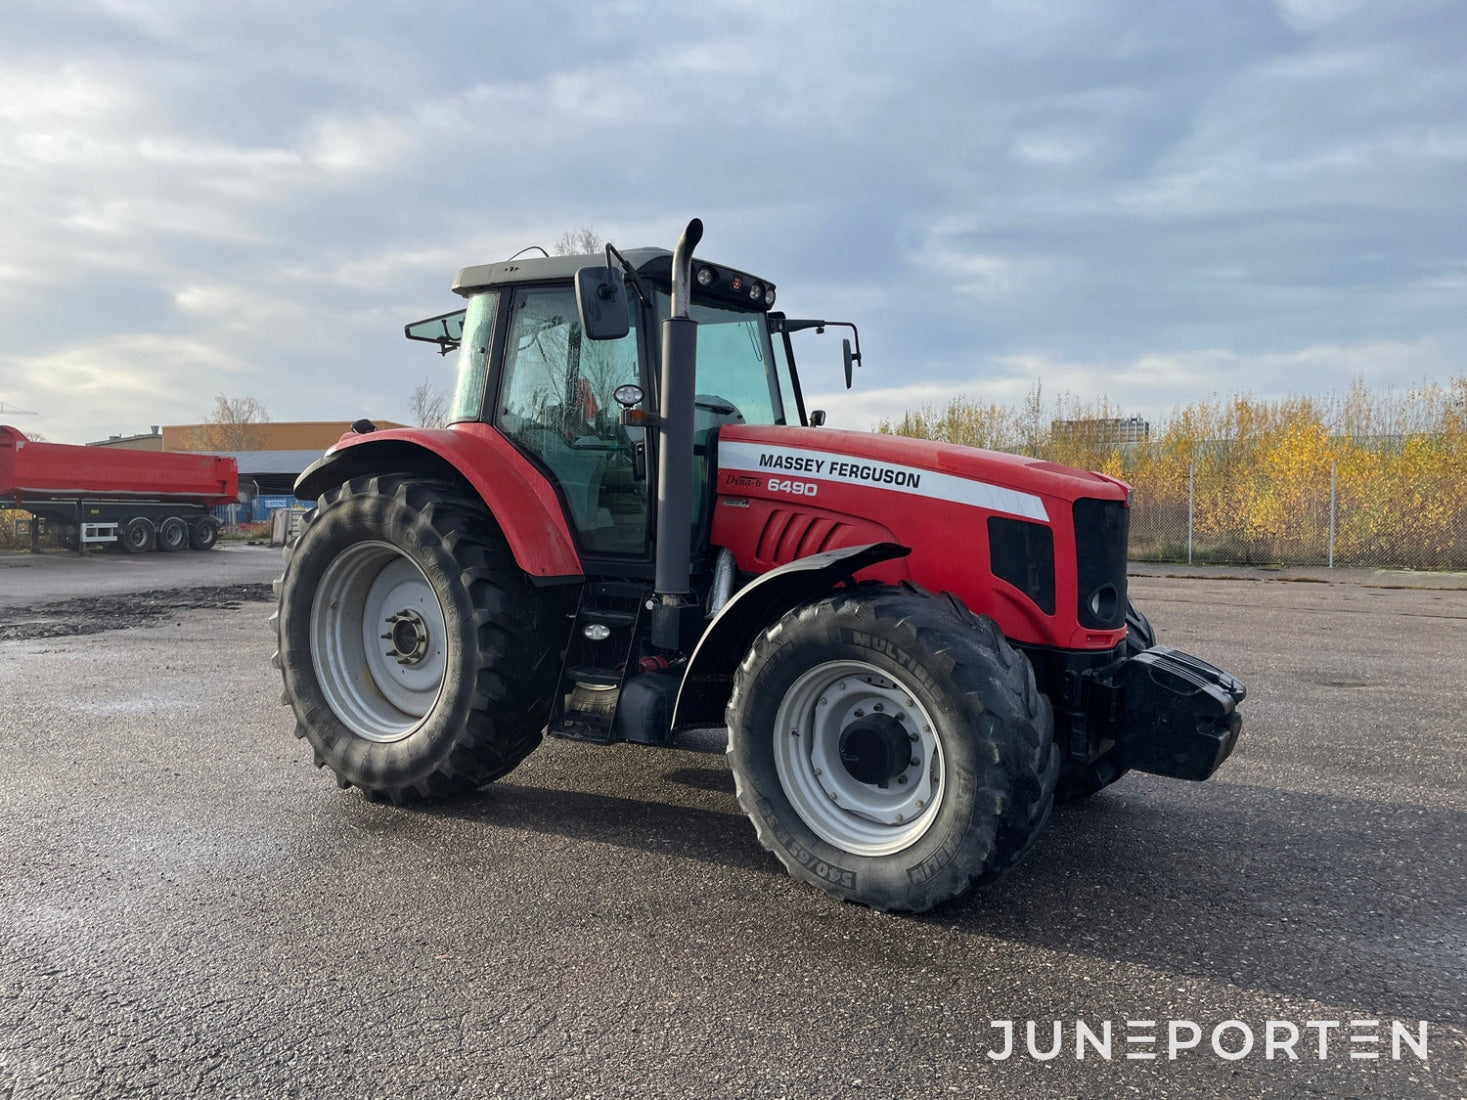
[726,586,1057,912]
[272,475,570,804]
[1054,599,1155,803]
[157,516,189,552]
[120,516,156,554]
[188,517,220,551]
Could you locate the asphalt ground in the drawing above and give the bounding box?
[0,544,282,609]
[0,553,1464,1098]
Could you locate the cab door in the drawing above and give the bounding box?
[494,284,651,559]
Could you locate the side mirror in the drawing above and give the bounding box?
[842,339,855,389]
[810,410,827,427]
[575,266,631,341]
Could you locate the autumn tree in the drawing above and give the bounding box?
[191,394,271,451]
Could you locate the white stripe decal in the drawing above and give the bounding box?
[718,441,1049,522]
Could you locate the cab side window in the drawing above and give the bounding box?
[496,287,648,556]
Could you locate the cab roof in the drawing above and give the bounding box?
[452,248,775,310]
[453,249,670,296]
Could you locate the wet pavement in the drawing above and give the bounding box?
[0,543,282,609]
[0,559,1463,1098]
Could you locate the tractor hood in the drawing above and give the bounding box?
[715,424,1128,517]
[710,424,1132,650]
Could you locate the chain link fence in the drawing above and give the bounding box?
[8,447,1464,569]
[1129,461,1467,569]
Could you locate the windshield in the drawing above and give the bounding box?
[655,294,785,425]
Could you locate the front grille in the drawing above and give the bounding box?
[1073,498,1128,630]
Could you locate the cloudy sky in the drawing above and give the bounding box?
[2,0,1464,444]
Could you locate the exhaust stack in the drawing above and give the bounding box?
[650,218,703,649]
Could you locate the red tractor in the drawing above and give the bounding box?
[273,220,1244,912]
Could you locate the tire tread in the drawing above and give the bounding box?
[727,585,1057,912]
[274,474,572,802]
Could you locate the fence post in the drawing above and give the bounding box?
[1328,460,1336,569]
[1187,462,1195,565]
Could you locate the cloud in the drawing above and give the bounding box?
[1009,129,1098,166]
[1272,0,1363,33]
[1,334,259,441]
[0,0,1462,448]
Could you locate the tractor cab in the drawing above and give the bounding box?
[405,248,820,563]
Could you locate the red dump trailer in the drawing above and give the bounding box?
[0,425,239,552]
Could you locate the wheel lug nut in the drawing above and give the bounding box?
[853,708,864,718]
[819,697,827,706]
[916,799,925,809]
[910,756,920,767]
[894,813,904,823]
[897,775,908,784]
[829,792,838,802]
[907,732,918,742]
[873,703,884,712]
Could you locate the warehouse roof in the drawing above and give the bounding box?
[212,450,323,477]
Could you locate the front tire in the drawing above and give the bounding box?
[726,586,1057,912]
[273,475,570,803]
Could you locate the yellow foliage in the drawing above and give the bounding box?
[878,373,1467,568]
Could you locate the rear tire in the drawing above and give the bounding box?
[273,475,571,803]
[120,516,155,554]
[188,517,220,551]
[157,516,189,552]
[1054,599,1155,803]
[726,586,1057,912]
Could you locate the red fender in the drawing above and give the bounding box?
[298,423,583,579]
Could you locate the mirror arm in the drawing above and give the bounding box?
[822,321,862,366]
[781,318,862,365]
[780,318,827,334]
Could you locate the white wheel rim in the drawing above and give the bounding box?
[309,541,448,743]
[773,660,945,856]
